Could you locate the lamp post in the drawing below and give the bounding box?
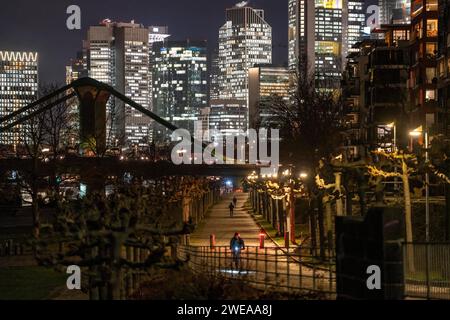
[282,168,293,248]
[410,126,430,242]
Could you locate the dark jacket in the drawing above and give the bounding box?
[230,237,245,250]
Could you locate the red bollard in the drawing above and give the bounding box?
[210,234,216,250]
[259,230,265,249]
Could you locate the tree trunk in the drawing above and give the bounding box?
[357,170,367,216]
[324,195,333,253]
[309,197,317,256]
[317,194,326,260]
[343,172,352,216]
[290,193,296,243]
[335,172,343,216]
[446,184,450,242]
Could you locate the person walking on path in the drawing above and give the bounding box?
[232,195,237,208]
[229,202,235,217]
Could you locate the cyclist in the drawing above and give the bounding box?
[230,232,245,270]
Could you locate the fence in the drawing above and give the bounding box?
[0,239,29,257]
[177,245,336,298]
[403,243,450,300]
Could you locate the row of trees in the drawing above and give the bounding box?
[251,65,450,257]
[1,84,224,299]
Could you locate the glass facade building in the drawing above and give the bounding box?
[65,52,87,139]
[288,0,316,75]
[0,51,38,146]
[248,66,290,129]
[315,0,344,89]
[86,20,151,146]
[208,99,248,138]
[347,1,366,54]
[218,3,272,106]
[152,40,208,142]
[289,0,346,89]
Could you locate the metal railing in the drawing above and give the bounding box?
[0,239,29,257]
[403,243,450,300]
[177,245,336,298]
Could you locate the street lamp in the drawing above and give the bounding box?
[409,126,430,242]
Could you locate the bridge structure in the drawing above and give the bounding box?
[0,77,258,182]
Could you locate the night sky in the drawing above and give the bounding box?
[0,0,377,85]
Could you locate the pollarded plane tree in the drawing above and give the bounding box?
[35,177,211,300]
[367,149,417,271]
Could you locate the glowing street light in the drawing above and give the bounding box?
[409,126,423,137]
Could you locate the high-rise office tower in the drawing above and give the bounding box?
[148,26,170,115]
[85,20,151,146]
[248,66,290,128]
[315,0,344,89]
[209,49,220,101]
[65,52,87,138]
[208,99,248,138]
[152,40,208,142]
[288,0,315,74]
[288,0,345,89]
[346,1,366,55]
[0,51,38,145]
[218,2,272,106]
[379,0,411,25]
[66,52,87,85]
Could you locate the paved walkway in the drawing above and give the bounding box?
[190,193,264,247]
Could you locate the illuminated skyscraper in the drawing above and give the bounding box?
[148,26,170,114]
[152,40,208,142]
[66,52,87,85]
[0,51,38,145]
[346,1,366,55]
[85,20,151,146]
[218,3,272,106]
[315,0,344,89]
[209,50,220,101]
[288,0,315,73]
[248,66,290,128]
[208,99,248,137]
[288,0,345,89]
[65,52,87,138]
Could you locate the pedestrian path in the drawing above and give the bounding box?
[189,193,263,246]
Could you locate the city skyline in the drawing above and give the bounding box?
[0,0,380,85]
[0,0,290,85]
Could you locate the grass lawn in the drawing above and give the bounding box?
[0,266,66,300]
